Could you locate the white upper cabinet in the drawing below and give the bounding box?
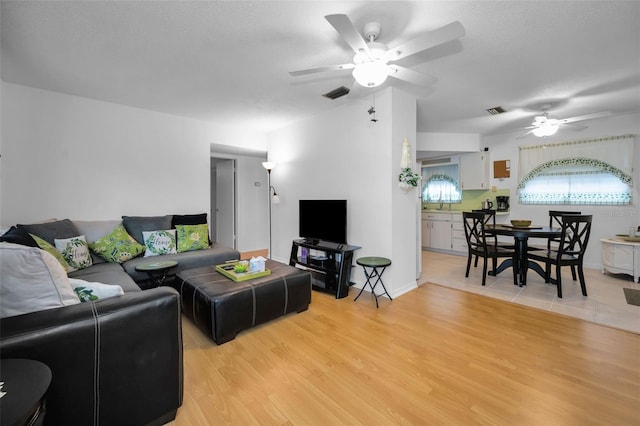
[459,152,490,190]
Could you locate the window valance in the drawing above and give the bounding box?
[421,164,459,187]
[518,134,634,183]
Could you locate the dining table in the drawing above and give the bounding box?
[486,224,562,286]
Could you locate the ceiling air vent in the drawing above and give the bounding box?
[486,106,507,115]
[323,86,350,100]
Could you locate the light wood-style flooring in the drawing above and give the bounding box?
[169,272,639,425]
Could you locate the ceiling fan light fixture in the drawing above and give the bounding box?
[352,61,389,87]
[532,123,559,137]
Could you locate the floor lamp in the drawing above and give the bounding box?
[262,162,280,258]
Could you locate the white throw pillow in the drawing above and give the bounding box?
[69,278,124,302]
[142,229,177,257]
[54,235,93,272]
[0,242,80,318]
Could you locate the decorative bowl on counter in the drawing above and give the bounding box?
[510,220,532,227]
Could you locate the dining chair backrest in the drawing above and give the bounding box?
[549,210,581,228]
[472,209,496,227]
[472,209,498,246]
[557,214,592,260]
[463,211,489,253]
[548,210,581,250]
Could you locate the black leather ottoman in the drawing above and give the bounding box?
[174,260,312,344]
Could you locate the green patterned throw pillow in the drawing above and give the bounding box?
[54,235,93,272]
[176,224,209,253]
[90,223,145,263]
[69,278,124,302]
[29,233,71,272]
[142,229,177,257]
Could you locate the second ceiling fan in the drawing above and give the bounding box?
[520,105,612,137]
[289,14,465,90]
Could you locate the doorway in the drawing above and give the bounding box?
[210,157,236,249]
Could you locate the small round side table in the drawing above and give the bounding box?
[135,260,178,288]
[354,256,392,308]
[0,358,52,426]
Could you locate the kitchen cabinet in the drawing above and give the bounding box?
[601,237,640,282]
[459,152,490,190]
[431,218,451,250]
[451,215,467,252]
[421,218,431,248]
[421,212,466,253]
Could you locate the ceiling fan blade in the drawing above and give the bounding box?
[558,111,612,124]
[289,63,355,77]
[562,123,588,131]
[388,65,436,87]
[516,130,536,139]
[385,21,465,62]
[325,14,371,55]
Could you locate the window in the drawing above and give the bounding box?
[519,159,632,205]
[518,135,634,206]
[421,164,462,203]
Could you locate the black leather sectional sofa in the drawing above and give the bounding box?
[0,216,240,425]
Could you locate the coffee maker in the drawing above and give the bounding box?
[496,196,509,212]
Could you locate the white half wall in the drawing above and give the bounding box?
[0,82,267,226]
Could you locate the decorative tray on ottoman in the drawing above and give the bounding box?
[215,262,271,282]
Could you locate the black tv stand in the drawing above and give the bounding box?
[289,239,361,299]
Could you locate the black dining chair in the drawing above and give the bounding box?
[528,210,582,278]
[548,209,581,240]
[530,210,582,247]
[463,211,517,286]
[528,214,592,298]
[471,209,514,265]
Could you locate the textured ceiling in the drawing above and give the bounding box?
[1,1,639,135]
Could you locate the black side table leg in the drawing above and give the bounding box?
[354,270,373,302]
[147,267,173,287]
[355,266,392,308]
[370,267,392,308]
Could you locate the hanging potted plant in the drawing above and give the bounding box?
[398,138,420,192]
[399,167,420,192]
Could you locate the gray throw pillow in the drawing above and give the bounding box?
[122,215,172,245]
[0,226,39,247]
[17,219,80,246]
[171,213,207,227]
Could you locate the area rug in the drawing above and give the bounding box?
[623,288,640,306]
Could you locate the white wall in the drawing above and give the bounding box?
[483,112,640,268]
[234,155,269,252]
[417,132,481,152]
[0,82,267,229]
[267,87,419,296]
[390,89,419,295]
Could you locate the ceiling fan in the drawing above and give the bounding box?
[521,106,612,137]
[289,14,465,90]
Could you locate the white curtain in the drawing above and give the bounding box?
[518,134,634,183]
[518,134,634,205]
[421,164,461,202]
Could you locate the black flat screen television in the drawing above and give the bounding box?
[299,199,347,245]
